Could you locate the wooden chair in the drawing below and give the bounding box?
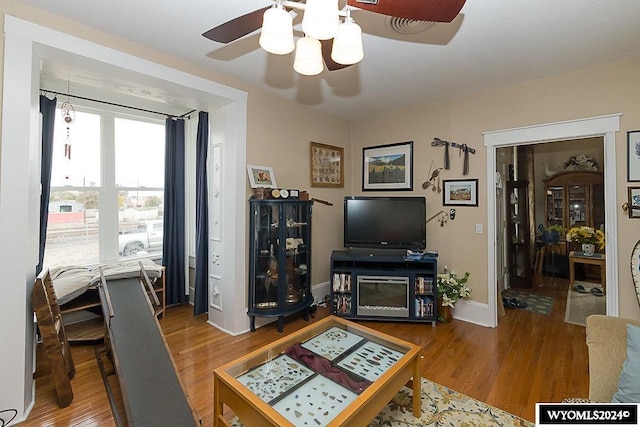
[31,270,75,407]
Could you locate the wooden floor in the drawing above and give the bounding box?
[21,273,591,426]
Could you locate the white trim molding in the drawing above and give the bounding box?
[483,114,621,327]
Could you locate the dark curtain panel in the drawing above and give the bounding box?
[37,95,57,275]
[163,117,187,305]
[194,112,209,315]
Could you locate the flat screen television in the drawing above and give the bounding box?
[343,196,426,251]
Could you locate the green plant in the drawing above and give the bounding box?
[545,224,565,234]
[436,266,471,308]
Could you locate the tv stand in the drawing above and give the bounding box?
[330,250,438,326]
[346,247,407,257]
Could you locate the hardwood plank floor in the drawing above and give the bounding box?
[20,274,590,426]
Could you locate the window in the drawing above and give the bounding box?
[43,106,165,268]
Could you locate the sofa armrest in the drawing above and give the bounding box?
[586,315,640,402]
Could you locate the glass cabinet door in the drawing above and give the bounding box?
[282,204,310,307]
[545,186,564,227]
[252,203,279,309]
[568,184,587,227]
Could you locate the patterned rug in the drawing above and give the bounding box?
[229,377,532,426]
[501,289,555,316]
[564,281,606,326]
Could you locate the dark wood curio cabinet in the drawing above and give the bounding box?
[506,180,531,287]
[248,199,314,332]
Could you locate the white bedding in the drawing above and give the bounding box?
[49,259,163,305]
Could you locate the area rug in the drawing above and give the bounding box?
[501,289,554,316]
[229,377,533,426]
[564,281,606,326]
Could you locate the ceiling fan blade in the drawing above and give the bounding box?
[202,6,271,43]
[347,0,466,23]
[320,39,353,72]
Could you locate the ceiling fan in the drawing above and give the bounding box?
[202,0,466,74]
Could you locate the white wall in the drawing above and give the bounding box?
[0,25,40,423]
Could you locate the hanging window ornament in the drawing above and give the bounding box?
[61,101,75,161]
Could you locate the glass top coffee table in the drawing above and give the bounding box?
[213,315,422,427]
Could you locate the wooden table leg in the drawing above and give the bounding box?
[601,262,606,293]
[214,376,223,427]
[412,356,421,417]
[569,256,575,287]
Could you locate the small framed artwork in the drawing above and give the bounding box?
[443,178,479,206]
[362,141,413,191]
[629,186,640,218]
[628,130,640,182]
[310,142,344,187]
[246,164,277,188]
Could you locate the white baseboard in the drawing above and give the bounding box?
[450,299,494,327]
[312,280,331,305]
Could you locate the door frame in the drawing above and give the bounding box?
[483,114,621,327]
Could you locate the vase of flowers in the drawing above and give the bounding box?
[436,266,471,323]
[565,226,605,256]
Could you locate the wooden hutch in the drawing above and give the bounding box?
[544,170,604,254]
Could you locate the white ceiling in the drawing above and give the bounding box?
[22,0,640,120]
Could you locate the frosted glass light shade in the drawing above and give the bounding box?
[331,17,364,65]
[259,5,294,55]
[301,0,339,40]
[293,36,324,76]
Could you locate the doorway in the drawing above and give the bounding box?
[484,114,621,327]
[499,138,605,289]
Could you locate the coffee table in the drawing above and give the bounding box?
[213,315,422,427]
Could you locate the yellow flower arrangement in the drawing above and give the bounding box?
[565,226,605,250]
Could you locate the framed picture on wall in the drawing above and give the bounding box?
[310,142,344,187]
[442,178,479,206]
[628,130,640,182]
[362,141,413,191]
[629,186,640,218]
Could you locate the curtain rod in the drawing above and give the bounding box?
[40,89,196,119]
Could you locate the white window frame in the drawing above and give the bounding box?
[47,101,165,265]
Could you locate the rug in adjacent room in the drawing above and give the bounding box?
[501,288,555,316]
[229,377,533,426]
[564,281,606,326]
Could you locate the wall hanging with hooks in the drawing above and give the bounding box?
[431,137,476,175]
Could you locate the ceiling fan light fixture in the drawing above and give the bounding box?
[301,0,340,40]
[259,4,295,55]
[293,36,324,76]
[331,15,364,65]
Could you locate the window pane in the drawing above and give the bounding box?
[118,190,164,259]
[44,190,99,267]
[115,118,165,188]
[51,110,101,187]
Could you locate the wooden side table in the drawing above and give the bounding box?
[569,251,606,292]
